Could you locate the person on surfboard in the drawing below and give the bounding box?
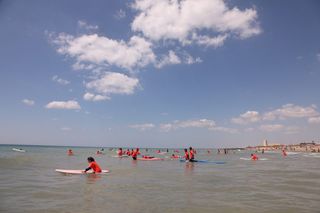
[251,153,259,161]
[83,157,102,173]
[282,149,287,157]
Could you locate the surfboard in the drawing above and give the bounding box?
[112,155,129,158]
[179,159,226,164]
[137,157,164,161]
[240,157,268,161]
[55,169,110,174]
[12,148,26,153]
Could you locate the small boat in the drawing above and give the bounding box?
[12,148,26,153]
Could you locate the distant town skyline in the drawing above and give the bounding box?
[1,0,320,148]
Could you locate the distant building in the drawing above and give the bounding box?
[263,139,268,147]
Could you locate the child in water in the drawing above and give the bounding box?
[83,157,102,173]
[251,153,259,161]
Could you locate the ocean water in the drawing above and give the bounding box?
[0,145,319,213]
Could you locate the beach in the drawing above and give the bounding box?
[1,145,319,213]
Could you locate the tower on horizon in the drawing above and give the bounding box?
[263,139,268,146]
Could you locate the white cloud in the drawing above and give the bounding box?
[156,50,181,68]
[85,72,140,97]
[83,92,110,101]
[232,104,319,125]
[52,75,70,85]
[231,111,261,125]
[51,33,156,71]
[45,100,81,110]
[130,123,155,131]
[160,119,216,131]
[308,117,320,124]
[131,0,261,45]
[61,127,72,131]
[192,33,228,48]
[209,126,238,134]
[22,99,35,106]
[78,20,99,31]
[259,124,284,132]
[115,9,126,20]
[263,104,319,120]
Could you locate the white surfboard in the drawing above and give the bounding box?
[112,155,129,158]
[55,169,110,174]
[12,148,26,153]
[240,157,268,161]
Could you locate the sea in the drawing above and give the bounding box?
[0,145,319,213]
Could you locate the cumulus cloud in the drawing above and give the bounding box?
[78,20,99,31]
[259,124,284,132]
[131,0,261,45]
[263,104,319,120]
[52,75,70,85]
[231,111,261,125]
[50,33,156,71]
[22,99,35,106]
[209,126,238,134]
[115,9,126,19]
[232,104,319,125]
[61,127,72,131]
[308,117,320,124]
[45,100,81,110]
[83,92,110,101]
[156,50,181,68]
[160,119,216,132]
[85,72,140,97]
[129,123,155,131]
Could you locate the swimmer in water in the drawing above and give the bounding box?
[67,149,73,156]
[282,149,287,157]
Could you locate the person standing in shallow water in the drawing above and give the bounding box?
[189,147,196,162]
[184,149,190,161]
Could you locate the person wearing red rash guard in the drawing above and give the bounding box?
[126,149,131,156]
[132,148,139,160]
[117,148,123,156]
[282,149,287,157]
[83,157,102,173]
[189,147,196,162]
[251,153,258,161]
[184,149,190,161]
[171,154,179,159]
[67,149,73,156]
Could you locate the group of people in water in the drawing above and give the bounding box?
[66,147,289,173]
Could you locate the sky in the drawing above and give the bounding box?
[0,0,320,148]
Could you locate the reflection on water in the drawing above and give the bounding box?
[0,145,320,213]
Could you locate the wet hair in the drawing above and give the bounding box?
[184,149,188,152]
[87,157,95,162]
[189,147,193,150]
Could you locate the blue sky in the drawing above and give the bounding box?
[0,0,320,148]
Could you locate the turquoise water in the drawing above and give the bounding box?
[0,145,319,213]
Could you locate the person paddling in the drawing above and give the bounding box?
[282,149,287,157]
[251,153,259,161]
[83,157,102,173]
